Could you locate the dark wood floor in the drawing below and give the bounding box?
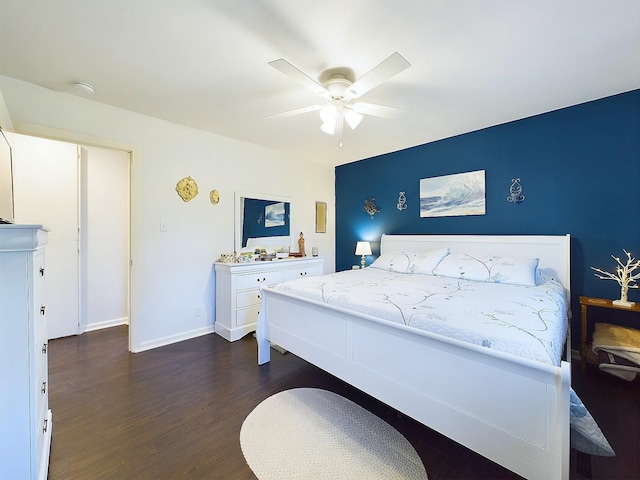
[47,326,639,479]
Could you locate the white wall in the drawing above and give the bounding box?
[0,75,335,352]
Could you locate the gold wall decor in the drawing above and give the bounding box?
[176,176,199,202]
[210,189,220,205]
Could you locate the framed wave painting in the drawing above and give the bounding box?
[265,202,286,227]
[420,170,486,218]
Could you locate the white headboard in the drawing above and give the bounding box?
[380,234,571,295]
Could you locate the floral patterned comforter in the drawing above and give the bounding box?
[273,267,568,366]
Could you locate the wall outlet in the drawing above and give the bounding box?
[195,305,204,317]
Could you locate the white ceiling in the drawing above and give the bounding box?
[1,1,638,166]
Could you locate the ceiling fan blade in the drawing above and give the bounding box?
[352,102,410,119]
[346,52,411,99]
[266,104,321,119]
[269,58,329,97]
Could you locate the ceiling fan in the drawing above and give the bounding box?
[268,52,411,148]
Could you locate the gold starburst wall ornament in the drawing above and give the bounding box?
[176,176,199,202]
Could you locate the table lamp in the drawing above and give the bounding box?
[355,241,372,269]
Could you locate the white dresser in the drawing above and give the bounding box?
[0,224,52,480]
[214,256,324,341]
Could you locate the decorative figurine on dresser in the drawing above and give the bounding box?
[298,232,306,257]
[214,251,323,342]
[0,224,52,480]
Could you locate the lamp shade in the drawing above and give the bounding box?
[355,241,372,256]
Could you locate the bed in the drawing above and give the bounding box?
[255,234,587,479]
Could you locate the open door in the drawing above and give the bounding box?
[13,134,80,339]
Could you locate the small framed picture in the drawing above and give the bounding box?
[315,201,327,233]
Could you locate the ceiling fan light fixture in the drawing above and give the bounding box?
[320,103,338,134]
[320,120,335,135]
[344,109,363,130]
[320,103,337,123]
[268,52,411,149]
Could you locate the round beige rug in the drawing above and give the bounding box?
[240,388,427,479]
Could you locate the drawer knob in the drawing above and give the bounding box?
[300,271,307,276]
[43,418,48,433]
[39,267,45,277]
[42,343,48,354]
[257,293,261,300]
[256,277,266,283]
[41,381,47,394]
[40,305,46,316]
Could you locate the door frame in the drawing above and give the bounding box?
[13,123,135,350]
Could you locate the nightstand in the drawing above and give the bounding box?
[579,296,640,371]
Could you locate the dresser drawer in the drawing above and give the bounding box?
[36,408,51,478]
[33,305,47,346]
[32,251,47,343]
[34,351,48,412]
[236,305,260,327]
[283,264,323,281]
[34,338,48,386]
[236,270,283,290]
[237,289,262,309]
[33,250,46,291]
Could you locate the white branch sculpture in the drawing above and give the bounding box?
[591,249,640,307]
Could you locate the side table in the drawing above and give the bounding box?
[579,296,640,371]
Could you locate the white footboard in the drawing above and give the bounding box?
[257,288,570,480]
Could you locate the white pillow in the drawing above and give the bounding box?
[409,248,450,275]
[369,252,414,273]
[369,248,450,275]
[433,253,539,286]
[536,268,556,285]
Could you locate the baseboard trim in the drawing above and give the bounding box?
[132,326,215,353]
[81,317,128,333]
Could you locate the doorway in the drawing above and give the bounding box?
[12,134,130,339]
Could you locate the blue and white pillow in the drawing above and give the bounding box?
[433,253,539,286]
[370,248,450,275]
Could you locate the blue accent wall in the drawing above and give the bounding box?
[336,90,640,346]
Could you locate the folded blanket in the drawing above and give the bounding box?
[592,323,640,381]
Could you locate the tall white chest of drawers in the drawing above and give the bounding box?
[0,225,52,480]
[214,256,324,341]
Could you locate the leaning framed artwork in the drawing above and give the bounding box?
[420,170,486,218]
